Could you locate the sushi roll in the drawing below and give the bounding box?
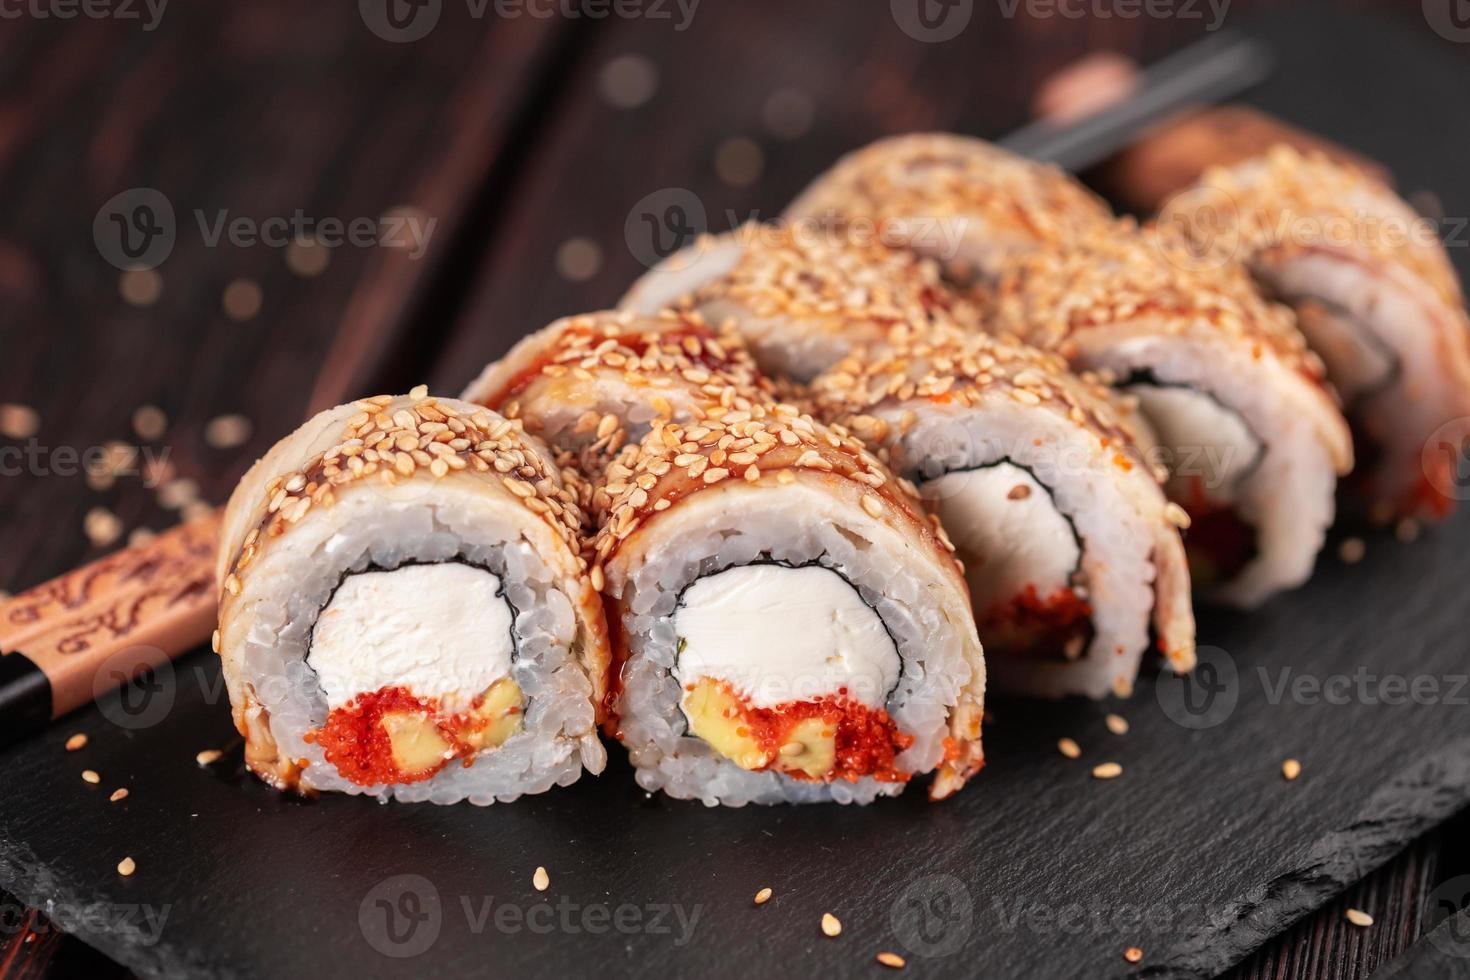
[784,133,1115,287]
[467,314,986,805]
[1159,146,1470,521]
[215,390,610,803]
[620,223,976,381]
[989,220,1354,609]
[811,324,1195,700]
[460,309,764,470]
[592,404,985,805]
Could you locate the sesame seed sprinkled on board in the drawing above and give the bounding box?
[1282,759,1302,781]
[1345,908,1373,928]
[754,887,772,906]
[533,866,550,892]
[82,770,100,785]
[1338,537,1366,564]
[65,734,88,752]
[1395,519,1421,544]
[821,913,842,937]
[876,952,906,969]
[117,857,136,877]
[1123,946,1144,964]
[196,749,223,766]
[110,789,129,803]
[1091,762,1122,780]
[1057,738,1081,759]
[1104,714,1129,736]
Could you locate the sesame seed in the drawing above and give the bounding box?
[1338,537,1366,564]
[205,414,253,450]
[65,734,88,752]
[1345,908,1373,927]
[1104,714,1129,736]
[285,236,330,277]
[196,749,223,766]
[0,404,39,439]
[714,138,764,187]
[1007,483,1031,500]
[821,912,842,937]
[110,788,129,803]
[221,278,263,321]
[556,238,604,282]
[84,508,123,548]
[158,478,199,510]
[1282,758,1302,781]
[119,268,163,307]
[861,494,884,518]
[753,887,772,905]
[1057,738,1081,759]
[876,952,906,969]
[131,405,168,441]
[82,770,100,785]
[1395,519,1421,543]
[117,857,136,877]
[1163,502,1192,529]
[598,54,659,109]
[533,866,550,892]
[1123,946,1143,964]
[128,527,157,548]
[1091,762,1122,780]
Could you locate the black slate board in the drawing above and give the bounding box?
[6,6,1470,979]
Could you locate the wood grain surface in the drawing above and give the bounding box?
[1,2,1467,978]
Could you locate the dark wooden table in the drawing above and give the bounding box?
[1,2,1467,977]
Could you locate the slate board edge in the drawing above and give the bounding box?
[0,836,222,980]
[1133,736,1470,980]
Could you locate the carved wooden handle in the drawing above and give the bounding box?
[0,510,220,745]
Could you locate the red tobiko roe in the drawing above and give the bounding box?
[306,685,518,787]
[701,680,915,784]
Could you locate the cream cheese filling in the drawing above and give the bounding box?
[672,563,899,713]
[309,563,516,713]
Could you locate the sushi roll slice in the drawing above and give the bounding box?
[620,223,976,381]
[1159,146,1470,521]
[592,404,985,805]
[215,391,610,804]
[784,133,1115,287]
[466,314,986,805]
[989,220,1354,608]
[811,324,1195,700]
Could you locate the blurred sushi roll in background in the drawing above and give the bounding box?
[988,220,1354,608]
[811,323,1195,699]
[783,133,1115,287]
[469,313,986,805]
[1159,145,1470,522]
[216,392,610,803]
[620,222,976,381]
